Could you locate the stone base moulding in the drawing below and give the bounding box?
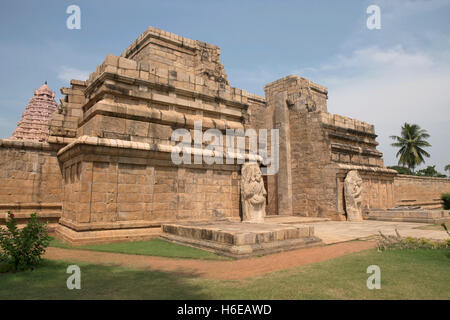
[160,221,323,259]
[366,209,450,224]
[0,203,62,232]
[54,224,161,246]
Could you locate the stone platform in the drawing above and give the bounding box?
[299,220,449,244]
[366,209,450,224]
[54,219,161,246]
[160,221,322,258]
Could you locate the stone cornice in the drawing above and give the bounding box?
[57,135,262,164]
[323,124,378,140]
[0,138,59,152]
[331,143,383,158]
[79,101,244,132]
[336,163,398,175]
[83,71,251,113]
[395,174,450,182]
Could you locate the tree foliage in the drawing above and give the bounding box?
[390,123,431,172]
[415,165,447,178]
[445,164,450,176]
[387,165,411,175]
[0,212,50,271]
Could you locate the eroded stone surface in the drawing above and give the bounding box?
[344,170,363,221]
[241,163,266,223]
[161,221,321,258]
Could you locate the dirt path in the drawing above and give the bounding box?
[44,240,377,280]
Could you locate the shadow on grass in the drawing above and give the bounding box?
[0,259,210,300]
[49,237,230,261]
[2,248,449,300]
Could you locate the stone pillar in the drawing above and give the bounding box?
[264,75,333,218]
[274,91,293,215]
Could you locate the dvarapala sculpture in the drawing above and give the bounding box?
[344,170,363,221]
[241,163,267,223]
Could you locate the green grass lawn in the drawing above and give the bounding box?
[1,248,449,299]
[49,237,229,260]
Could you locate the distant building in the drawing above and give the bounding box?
[10,82,58,142]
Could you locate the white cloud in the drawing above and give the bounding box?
[298,45,450,172]
[297,45,435,84]
[57,66,89,83]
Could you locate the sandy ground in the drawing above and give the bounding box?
[44,240,377,280]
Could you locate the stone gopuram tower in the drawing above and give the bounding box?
[10,82,58,142]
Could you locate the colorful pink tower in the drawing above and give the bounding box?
[10,82,58,142]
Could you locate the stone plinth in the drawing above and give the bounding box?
[55,223,161,246]
[0,203,61,233]
[367,209,450,224]
[161,221,322,258]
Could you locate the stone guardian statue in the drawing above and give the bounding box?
[344,170,363,221]
[241,163,267,223]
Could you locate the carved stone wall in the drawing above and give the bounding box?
[263,76,339,218]
[0,139,62,229]
[393,175,450,208]
[57,137,241,230]
[262,75,398,220]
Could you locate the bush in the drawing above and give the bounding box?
[441,193,450,210]
[0,212,50,271]
[0,254,13,273]
[387,166,411,175]
[415,165,447,178]
[376,229,448,251]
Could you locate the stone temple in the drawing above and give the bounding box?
[1,27,449,255]
[10,82,58,142]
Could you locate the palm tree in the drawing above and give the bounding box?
[390,123,431,173]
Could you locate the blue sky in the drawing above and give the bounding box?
[1,0,449,172]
